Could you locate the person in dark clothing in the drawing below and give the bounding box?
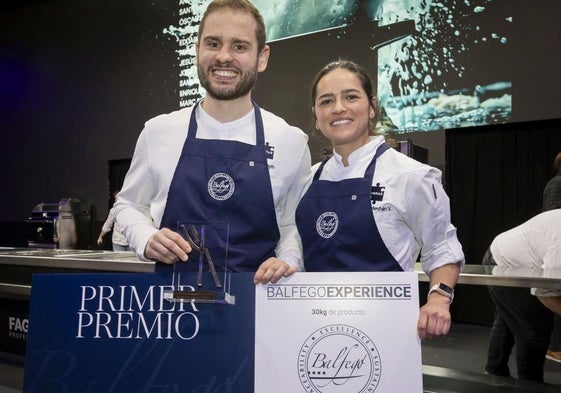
[543,151,561,363]
[543,151,561,211]
[484,210,561,382]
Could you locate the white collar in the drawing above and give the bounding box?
[196,103,255,130]
[331,136,386,167]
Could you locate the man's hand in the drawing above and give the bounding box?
[417,295,452,340]
[253,257,298,284]
[144,228,192,264]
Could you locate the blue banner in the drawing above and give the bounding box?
[24,272,255,392]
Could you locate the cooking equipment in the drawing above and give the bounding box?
[25,198,91,249]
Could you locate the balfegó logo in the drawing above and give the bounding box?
[298,324,381,393]
[207,172,235,201]
[316,212,338,239]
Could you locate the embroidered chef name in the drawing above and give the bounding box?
[266,284,411,300]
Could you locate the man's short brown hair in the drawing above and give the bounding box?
[198,0,267,52]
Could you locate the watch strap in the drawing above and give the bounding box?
[428,283,454,303]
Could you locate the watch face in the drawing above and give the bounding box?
[439,283,454,295]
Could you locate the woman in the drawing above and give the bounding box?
[295,60,464,339]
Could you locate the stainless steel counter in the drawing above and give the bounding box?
[415,263,561,289]
[0,248,154,299]
[1,248,561,299]
[0,248,152,271]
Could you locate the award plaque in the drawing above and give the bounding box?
[163,222,235,305]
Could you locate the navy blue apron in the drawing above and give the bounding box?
[159,102,279,271]
[295,142,402,272]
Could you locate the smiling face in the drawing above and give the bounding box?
[313,68,377,156]
[196,8,269,102]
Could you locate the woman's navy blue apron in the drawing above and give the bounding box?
[159,102,279,272]
[295,142,402,272]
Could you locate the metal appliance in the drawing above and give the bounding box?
[25,198,92,249]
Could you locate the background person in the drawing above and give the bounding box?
[483,209,561,382]
[115,0,311,285]
[97,191,130,252]
[542,151,561,211]
[293,60,464,340]
[542,151,561,363]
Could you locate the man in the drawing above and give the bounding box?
[543,151,561,362]
[483,209,561,382]
[115,0,311,285]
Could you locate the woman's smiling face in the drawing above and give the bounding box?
[313,68,376,152]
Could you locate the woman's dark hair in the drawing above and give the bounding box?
[310,59,375,109]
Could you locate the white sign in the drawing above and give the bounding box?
[255,272,422,392]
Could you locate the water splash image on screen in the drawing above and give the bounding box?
[371,0,511,132]
[163,0,511,133]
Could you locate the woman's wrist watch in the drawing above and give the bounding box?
[428,282,454,303]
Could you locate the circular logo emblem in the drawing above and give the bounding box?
[298,324,381,393]
[316,212,339,239]
[207,172,235,201]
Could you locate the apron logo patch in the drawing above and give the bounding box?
[207,172,235,201]
[316,212,339,239]
[370,183,385,205]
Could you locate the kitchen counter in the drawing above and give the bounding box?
[1,248,561,300]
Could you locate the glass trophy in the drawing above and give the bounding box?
[163,222,235,305]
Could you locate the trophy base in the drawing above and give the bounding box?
[163,289,236,305]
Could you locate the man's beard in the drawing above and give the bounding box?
[198,63,258,101]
